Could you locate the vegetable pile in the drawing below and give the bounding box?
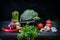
[8,11,21,30]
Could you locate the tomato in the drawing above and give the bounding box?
[45,24,52,28]
[45,19,52,28]
[46,19,52,24]
[37,23,43,29]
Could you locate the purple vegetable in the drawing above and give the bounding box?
[8,22,16,29]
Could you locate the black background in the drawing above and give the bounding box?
[0,0,56,21]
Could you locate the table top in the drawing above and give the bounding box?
[0,31,60,37]
[0,20,60,38]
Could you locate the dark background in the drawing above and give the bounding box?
[0,0,56,21]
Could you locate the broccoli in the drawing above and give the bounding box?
[20,9,40,20]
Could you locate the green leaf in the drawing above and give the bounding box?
[17,24,39,40]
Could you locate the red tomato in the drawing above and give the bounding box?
[45,24,52,28]
[46,19,52,24]
[37,23,43,29]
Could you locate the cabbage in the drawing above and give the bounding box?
[20,9,40,20]
[12,11,19,20]
[12,11,21,27]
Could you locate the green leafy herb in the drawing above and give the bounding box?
[17,24,39,40]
